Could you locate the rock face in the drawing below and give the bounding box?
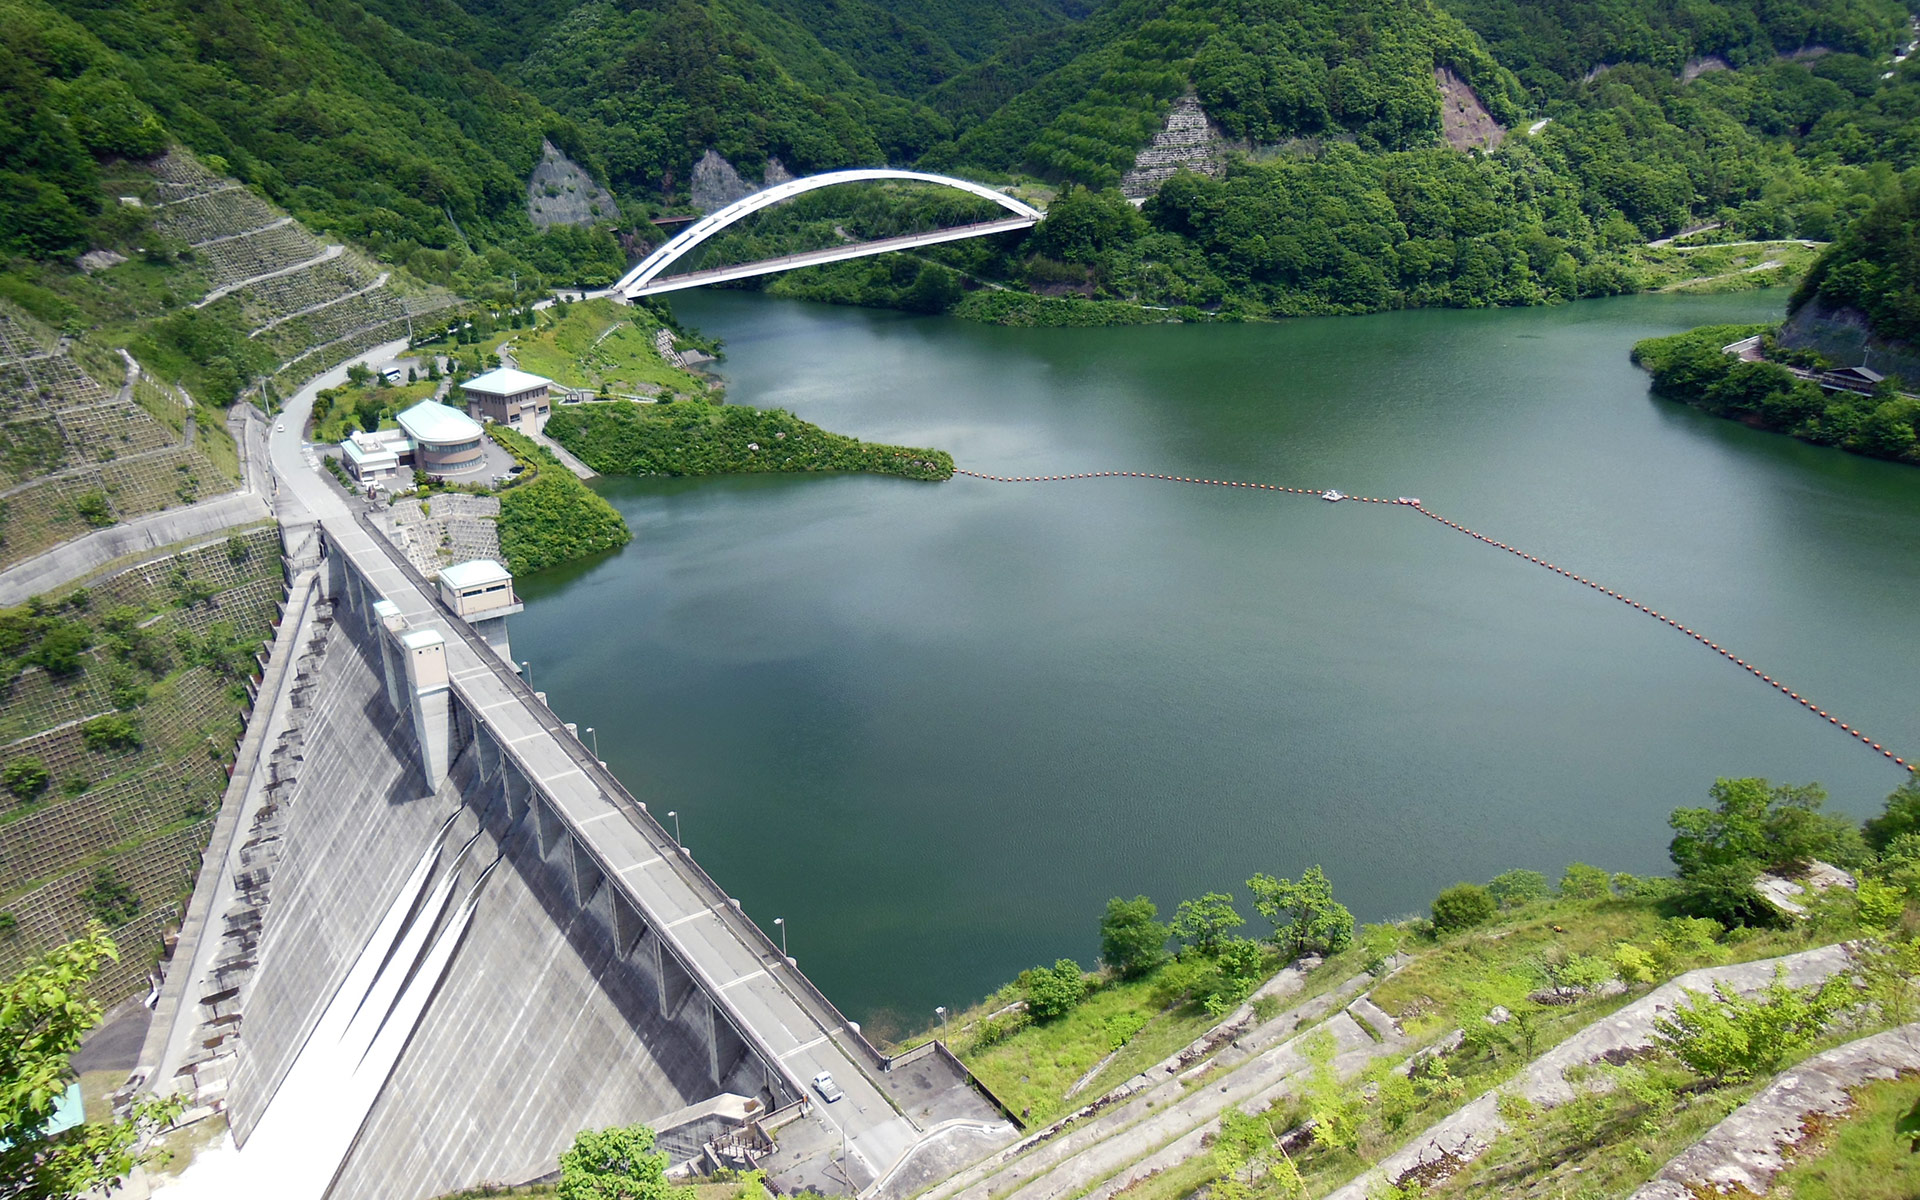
[1434,67,1505,151]
[1781,296,1920,386]
[690,150,755,213]
[1121,94,1224,199]
[527,139,618,230]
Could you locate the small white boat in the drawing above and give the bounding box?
[1321,489,1344,502]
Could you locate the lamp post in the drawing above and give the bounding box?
[667,810,681,843]
[935,1006,948,1037]
[586,726,599,758]
[520,660,532,690]
[774,917,787,958]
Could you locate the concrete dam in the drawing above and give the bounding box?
[137,509,1012,1199]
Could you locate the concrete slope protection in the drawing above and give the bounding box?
[951,468,1914,773]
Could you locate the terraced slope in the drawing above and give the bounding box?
[0,304,232,572]
[139,151,459,398]
[0,527,284,1004]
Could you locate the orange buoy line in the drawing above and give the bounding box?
[950,467,1912,772]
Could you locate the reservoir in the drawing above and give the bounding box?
[512,290,1920,1036]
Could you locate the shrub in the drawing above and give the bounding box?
[1020,959,1088,1021]
[1559,862,1612,899]
[1359,922,1406,973]
[1487,869,1550,907]
[2,759,50,802]
[80,868,140,926]
[1431,883,1497,933]
[81,714,140,752]
[1653,967,1853,1083]
[73,491,112,527]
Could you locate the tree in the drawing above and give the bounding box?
[1172,892,1245,956]
[1487,870,1549,907]
[1652,967,1852,1084]
[1099,896,1168,978]
[1675,860,1776,927]
[1021,959,1088,1021]
[1431,883,1496,934]
[1865,777,1920,853]
[1559,863,1611,900]
[0,926,181,1196]
[559,1124,688,1200]
[1246,867,1353,959]
[1669,778,1864,879]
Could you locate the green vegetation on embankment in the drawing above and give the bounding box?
[545,401,954,481]
[1634,323,1920,465]
[0,527,283,1006]
[484,426,631,574]
[924,771,1920,1194]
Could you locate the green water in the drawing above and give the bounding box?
[514,291,1920,1037]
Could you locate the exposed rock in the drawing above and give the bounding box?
[1754,859,1857,919]
[78,249,128,272]
[763,156,794,186]
[690,150,755,213]
[527,139,618,230]
[1121,94,1224,199]
[1630,1022,1920,1199]
[1681,55,1731,82]
[1780,296,1920,387]
[1435,67,1505,151]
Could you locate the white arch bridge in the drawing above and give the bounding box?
[614,169,1042,299]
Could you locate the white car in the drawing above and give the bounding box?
[275,423,285,432]
[812,1071,844,1103]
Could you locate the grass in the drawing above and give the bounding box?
[502,299,705,397]
[1369,895,1818,1042]
[1772,1075,1920,1199]
[1623,240,1823,293]
[959,974,1210,1125]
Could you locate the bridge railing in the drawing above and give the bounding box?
[632,217,1039,297]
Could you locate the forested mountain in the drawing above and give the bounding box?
[1792,180,1920,346]
[1444,0,1910,96]
[5,0,1920,345]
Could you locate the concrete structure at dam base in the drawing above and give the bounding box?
[129,509,1014,1200]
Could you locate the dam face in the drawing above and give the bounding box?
[145,514,1009,1200]
[223,579,747,1198]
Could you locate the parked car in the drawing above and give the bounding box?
[812,1071,843,1103]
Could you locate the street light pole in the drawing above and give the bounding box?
[935,1006,948,1038]
[667,810,681,843]
[520,660,532,690]
[774,917,787,958]
[586,726,599,758]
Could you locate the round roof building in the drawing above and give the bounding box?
[396,400,487,478]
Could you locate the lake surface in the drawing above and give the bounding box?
[512,290,1920,1037]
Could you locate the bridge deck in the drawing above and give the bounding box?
[627,216,1038,297]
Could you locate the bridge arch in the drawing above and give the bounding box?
[614,169,1043,299]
